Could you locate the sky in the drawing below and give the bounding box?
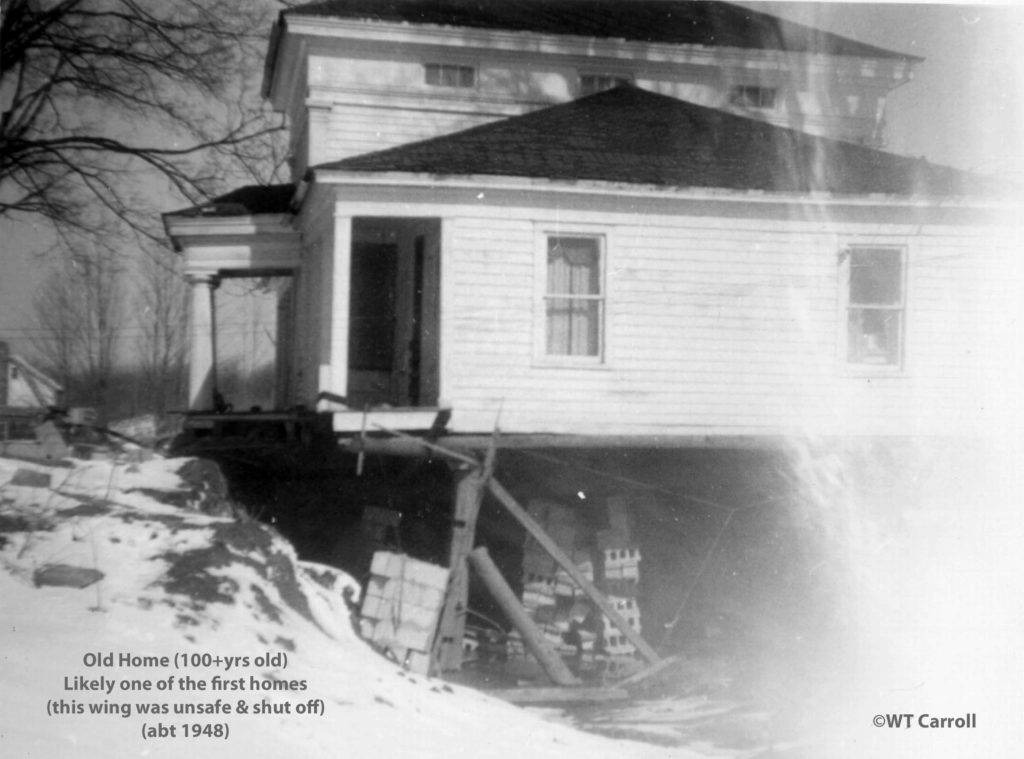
[1,1,1022,360]
[747,1,1024,178]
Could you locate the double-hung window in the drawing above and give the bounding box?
[845,246,905,366]
[544,235,604,359]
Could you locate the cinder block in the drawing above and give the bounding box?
[360,594,385,620]
[404,560,448,590]
[395,622,435,652]
[370,551,399,576]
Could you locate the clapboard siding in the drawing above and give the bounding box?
[323,104,508,161]
[295,37,896,169]
[424,205,1011,437]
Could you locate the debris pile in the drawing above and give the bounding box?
[519,496,644,679]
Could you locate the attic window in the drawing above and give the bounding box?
[579,74,632,97]
[729,85,777,110]
[424,63,475,88]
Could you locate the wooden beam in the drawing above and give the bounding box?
[363,424,478,467]
[437,433,784,451]
[486,478,661,665]
[434,466,488,672]
[468,547,580,687]
[615,654,684,689]
[434,429,498,672]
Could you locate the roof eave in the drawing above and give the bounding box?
[279,13,919,73]
[260,16,286,101]
[311,168,1007,210]
[162,212,298,254]
[282,3,920,64]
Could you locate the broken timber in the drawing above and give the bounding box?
[486,479,661,665]
[433,467,488,671]
[372,423,661,672]
[468,547,581,687]
[433,429,497,673]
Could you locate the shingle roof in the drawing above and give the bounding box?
[287,0,917,61]
[166,184,296,218]
[312,86,989,198]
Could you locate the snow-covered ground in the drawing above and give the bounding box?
[4,442,1021,759]
[0,454,711,759]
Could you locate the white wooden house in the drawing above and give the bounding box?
[0,341,62,410]
[164,1,1020,445]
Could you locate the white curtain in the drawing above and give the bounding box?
[546,238,600,356]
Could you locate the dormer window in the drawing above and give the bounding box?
[579,74,632,97]
[729,85,777,110]
[424,63,475,88]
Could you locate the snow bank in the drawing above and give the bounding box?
[0,456,701,758]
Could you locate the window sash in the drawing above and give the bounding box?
[849,247,904,307]
[847,308,902,365]
[545,298,602,356]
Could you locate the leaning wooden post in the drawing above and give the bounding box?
[487,478,661,665]
[469,547,581,687]
[434,465,488,671]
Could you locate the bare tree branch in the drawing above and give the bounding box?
[1,0,289,251]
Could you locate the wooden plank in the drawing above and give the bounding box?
[486,478,660,665]
[437,433,784,451]
[485,686,629,705]
[369,425,478,466]
[330,408,443,433]
[468,547,580,687]
[615,654,684,689]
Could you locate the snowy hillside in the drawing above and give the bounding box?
[0,454,707,759]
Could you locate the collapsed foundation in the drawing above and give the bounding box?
[183,423,854,699]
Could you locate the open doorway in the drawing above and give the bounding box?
[348,218,441,408]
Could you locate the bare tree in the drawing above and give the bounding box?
[30,260,79,394]
[30,246,126,418]
[0,0,287,249]
[135,249,188,416]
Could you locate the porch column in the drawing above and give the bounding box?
[324,213,352,399]
[187,274,220,410]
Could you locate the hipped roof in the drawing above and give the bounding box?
[286,0,917,61]
[165,184,296,218]
[313,86,990,198]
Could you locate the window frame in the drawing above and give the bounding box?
[423,62,476,89]
[840,243,908,373]
[534,226,610,367]
[578,72,633,97]
[729,84,778,110]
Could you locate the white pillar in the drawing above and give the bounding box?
[326,213,352,400]
[187,274,219,410]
